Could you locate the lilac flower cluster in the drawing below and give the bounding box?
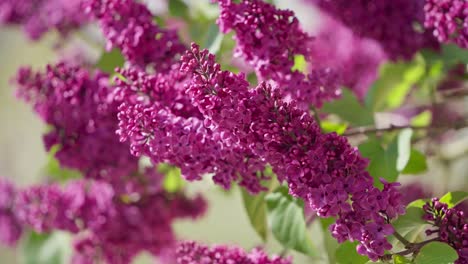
[0,0,87,39]
[424,0,468,48]
[311,0,439,60]
[15,62,139,184]
[180,43,405,260]
[0,179,22,246]
[310,17,387,99]
[216,0,340,108]
[423,198,468,264]
[176,241,292,264]
[1,170,206,264]
[84,0,185,71]
[115,67,268,193]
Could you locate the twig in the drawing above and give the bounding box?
[342,119,468,136]
[380,237,440,261]
[393,231,411,247]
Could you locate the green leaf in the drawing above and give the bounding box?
[204,24,224,55]
[422,44,468,68]
[322,89,374,126]
[22,232,72,264]
[390,199,428,247]
[44,145,81,182]
[401,149,428,174]
[265,187,315,256]
[414,242,458,264]
[292,55,307,73]
[168,0,189,19]
[396,129,413,172]
[241,188,268,241]
[366,58,425,111]
[335,241,369,264]
[321,121,348,135]
[393,255,412,264]
[358,138,398,189]
[410,111,432,127]
[439,191,468,208]
[158,163,184,193]
[95,49,125,74]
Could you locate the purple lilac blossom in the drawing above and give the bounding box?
[424,0,468,48]
[311,0,439,60]
[423,198,468,264]
[309,16,387,100]
[0,0,87,39]
[179,43,405,260]
[176,241,292,264]
[84,0,185,71]
[15,62,139,184]
[216,0,340,109]
[0,178,23,246]
[14,170,206,264]
[115,66,269,193]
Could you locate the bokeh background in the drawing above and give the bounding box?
[1,1,467,263]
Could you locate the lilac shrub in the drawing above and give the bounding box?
[0,0,466,263]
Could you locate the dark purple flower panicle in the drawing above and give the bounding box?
[115,65,269,193]
[15,168,207,264]
[0,0,87,39]
[310,17,387,99]
[424,0,468,48]
[84,0,185,71]
[311,0,439,60]
[423,198,468,264]
[216,0,340,108]
[176,241,292,264]
[0,178,23,246]
[180,43,405,260]
[14,62,139,183]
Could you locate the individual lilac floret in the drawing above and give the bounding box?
[424,0,468,48]
[84,0,185,71]
[311,0,439,60]
[15,62,139,182]
[176,241,292,264]
[216,0,340,108]
[0,178,22,246]
[310,16,387,99]
[423,198,468,264]
[0,0,87,39]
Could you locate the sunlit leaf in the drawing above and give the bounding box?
[265,187,315,256]
[414,242,458,264]
[401,149,428,175]
[439,191,468,208]
[322,89,374,126]
[95,48,125,74]
[335,241,368,264]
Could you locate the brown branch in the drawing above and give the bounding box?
[342,119,468,137]
[380,237,440,261]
